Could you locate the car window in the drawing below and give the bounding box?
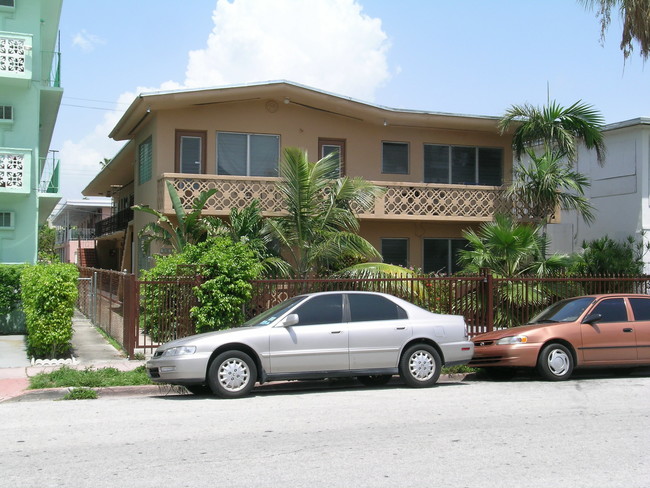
[242,295,306,327]
[590,298,628,323]
[348,294,407,322]
[629,298,650,321]
[293,294,343,326]
[529,297,595,323]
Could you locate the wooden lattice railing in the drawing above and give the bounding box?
[159,173,548,223]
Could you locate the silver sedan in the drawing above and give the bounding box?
[146,291,474,398]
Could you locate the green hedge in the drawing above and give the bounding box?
[0,264,26,334]
[140,237,262,341]
[21,263,79,358]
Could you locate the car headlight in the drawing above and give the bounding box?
[496,335,528,345]
[161,346,197,357]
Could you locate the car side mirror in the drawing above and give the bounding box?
[282,314,299,327]
[583,313,602,325]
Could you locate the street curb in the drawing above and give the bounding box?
[3,373,476,403]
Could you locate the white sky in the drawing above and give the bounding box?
[52,0,649,202]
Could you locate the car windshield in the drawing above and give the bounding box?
[528,297,596,324]
[241,295,306,327]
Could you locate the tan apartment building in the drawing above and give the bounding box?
[83,81,516,274]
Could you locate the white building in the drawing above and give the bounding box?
[549,118,650,271]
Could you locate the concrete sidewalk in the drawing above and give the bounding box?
[0,310,145,403]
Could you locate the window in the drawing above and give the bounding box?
[424,144,502,185]
[382,142,409,174]
[381,238,408,267]
[0,0,15,7]
[629,298,650,321]
[0,211,13,229]
[319,138,346,177]
[217,132,279,177]
[294,294,343,326]
[138,136,152,184]
[176,131,206,174]
[591,298,628,323]
[423,238,468,274]
[0,106,12,121]
[348,294,407,322]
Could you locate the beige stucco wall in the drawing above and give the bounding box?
[123,97,511,271]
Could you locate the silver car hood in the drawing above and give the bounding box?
[158,326,260,349]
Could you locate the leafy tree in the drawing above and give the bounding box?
[575,235,648,275]
[265,147,385,278]
[140,237,263,338]
[37,224,57,263]
[498,100,605,165]
[507,149,595,230]
[579,0,650,61]
[133,181,219,253]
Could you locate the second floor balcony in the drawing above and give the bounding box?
[159,173,531,223]
[95,207,133,237]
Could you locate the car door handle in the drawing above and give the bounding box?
[396,326,406,330]
[331,330,342,334]
[623,328,633,333]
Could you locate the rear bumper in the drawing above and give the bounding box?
[440,340,475,365]
[469,343,541,368]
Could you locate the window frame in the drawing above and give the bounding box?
[0,105,13,122]
[318,138,346,177]
[175,130,207,174]
[423,238,468,275]
[216,131,280,177]
[0,211,14,230]
[138,136,153,185]
[381,237,409,268]
[423,144,503,186]
[382,141,409,175]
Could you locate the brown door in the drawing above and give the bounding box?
[580,298,637,363]
[318,138,346,177]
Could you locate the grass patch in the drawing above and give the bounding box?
[442,365,478,375]
[29,365,153,390]
[62,387,98,400]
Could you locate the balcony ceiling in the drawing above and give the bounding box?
[82,141,134,197]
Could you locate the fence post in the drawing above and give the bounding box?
[123,274,137,358]
[482,269,494,333]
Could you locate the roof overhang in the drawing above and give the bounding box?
[109,80,502,141]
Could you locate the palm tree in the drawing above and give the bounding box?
[265,147,385,278]
[498,100,605,165]
[508,148,595,230]
[579,0,650,61]
[457,214,576,327]
[133,181,219,253]
[458,214,572,278]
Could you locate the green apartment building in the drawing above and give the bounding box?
[0,0,62,264]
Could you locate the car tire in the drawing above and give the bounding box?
[208,351,257,398]
[537,343,574,381]
[185,384,213,395]
[399,344,441,388]
[357,375,392,387]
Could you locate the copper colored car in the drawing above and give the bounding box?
[470,294,650,380]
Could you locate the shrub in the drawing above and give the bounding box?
[0,264,24,315]
[21,263,79,358]
[140,237,262,340]
[0,264,26,334]
[575,235,647,275]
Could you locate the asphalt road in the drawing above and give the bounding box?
[1,374,649,488]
